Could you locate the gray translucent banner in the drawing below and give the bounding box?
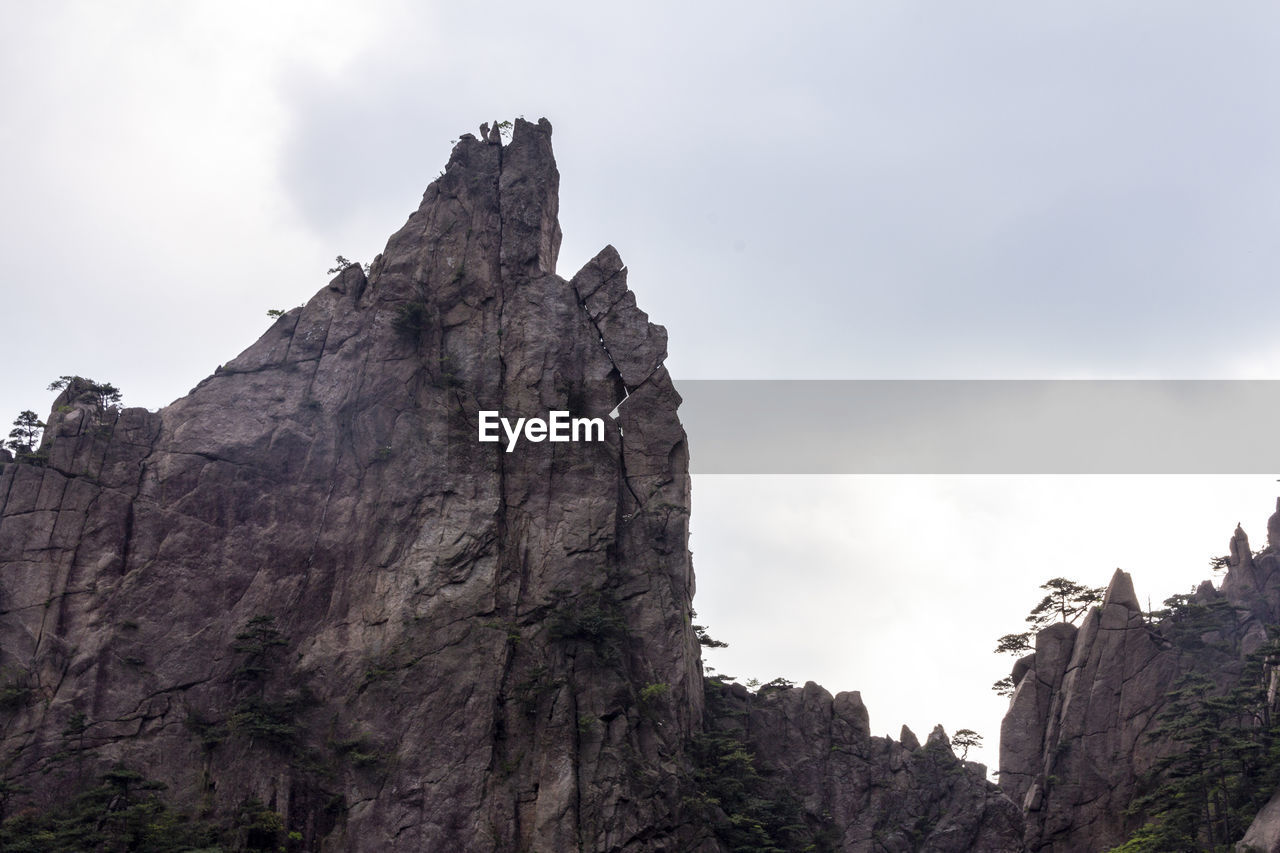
[666,380,1280,474]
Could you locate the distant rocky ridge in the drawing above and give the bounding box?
[1000,502,1280,851]
[1,119,1021,851]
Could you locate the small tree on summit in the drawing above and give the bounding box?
[952,728,982,761]
[327,255,357,275]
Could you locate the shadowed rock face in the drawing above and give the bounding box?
[999,570,1178,852]
[0,118,701,851]
[999,516,1280,852]
[704,681,1025,853]
[1,119,1026,852]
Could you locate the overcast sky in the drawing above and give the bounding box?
[5,1,1280,771]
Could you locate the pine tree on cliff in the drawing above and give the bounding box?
[1026,577,1104,628]
[5,411,44,456]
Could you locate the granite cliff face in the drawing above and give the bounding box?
[704,681,1023,852]
[0,119,1023,851]
[1000,506,1280,852]
[2,118,699,851]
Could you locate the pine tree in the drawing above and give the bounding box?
[5,410,45,458]
[1025,578,1105,629]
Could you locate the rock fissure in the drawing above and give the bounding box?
[0,118,1029,852]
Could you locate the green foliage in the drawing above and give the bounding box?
[0,667,35,713]
[549,589,629,661]
[228,694,308,749]
[6,410,45,459]
[232,615,287,683]
[331,735,388,769]
[1109,622,1280,851]
[361,662,396,686]
[994,631,1033,656]
[639,682,670,707]
[266,308,285,319]
[951,728,982,761]
[685,726,824,852]
[62,711,87,742]
[694,624,729,649]
[513,665,562,716]
[757,677,795,693]
[1117,673,1261,849]
[0,778,31,820]
[222,615,318,757]
[233,796,286,851]
[186,709,228,750]
[48,376,122,410]
[0,765,223,852]
[392,300,430,343]
[1026,577,1104,629]
[1151,593,1242,653]
[992,577,1103,694]
[1102,824,1169,853]
[327,255,357,275]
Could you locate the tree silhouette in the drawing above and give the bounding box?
[5,410,44,456]
[952,728,982,761]
[1026,577,1104,629]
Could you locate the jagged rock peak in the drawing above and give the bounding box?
[1101,567,1141,611]
[1001,497,1280,852]
[1231,522,1255,569]
[0,120,1027,853]
[0,118,700,851]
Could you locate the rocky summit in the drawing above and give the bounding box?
[999,504,1280,852]
[1,119,1021,851]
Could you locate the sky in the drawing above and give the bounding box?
[4,1,1280,772]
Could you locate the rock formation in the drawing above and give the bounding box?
[704,681,1023,852]
[0,118,1023,851]
[1000,506,1280,851]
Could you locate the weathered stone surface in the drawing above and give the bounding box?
[0,118,702,852]
[569,247,668,390]
[706,682,1025,852]
[1241,787,1280,853]
[2,118,1027,852]
[1001,536,1280,851]
[1101,566,1140,611]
